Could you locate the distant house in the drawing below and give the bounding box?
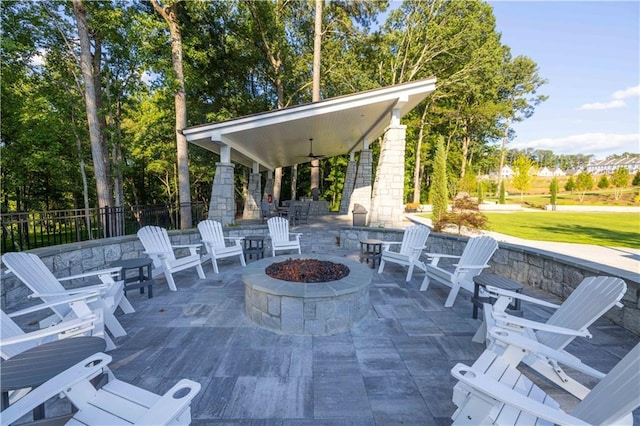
[564,169,582,176]
[500,165,514,178]
[586,157,640,174]
[538,167,553,177]
[552,167,565,177]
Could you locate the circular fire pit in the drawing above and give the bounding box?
[243,254,372,335]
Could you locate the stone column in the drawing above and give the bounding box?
[208,145,235,225]
[349,146,373,221]
[369,123,407,228]
[243,162,261,220]
[263,170,274,202]
[339,152,356,214]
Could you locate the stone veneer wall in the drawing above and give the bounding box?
[340,227,640,336]
[2,225,638,336]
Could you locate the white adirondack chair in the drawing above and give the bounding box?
[378,224,430,281]
[1,293,108,359]
[197,219,246,273]
[1,352,201,426]
[267,216,302,256]
[472,275,627,399]
[137,225,206,291]
[420,235,498,308]
[450,341,640,425]
[2,252,134,341]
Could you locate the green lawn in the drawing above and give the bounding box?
[482,212,640,248]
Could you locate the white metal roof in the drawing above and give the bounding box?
[183,78,436,171]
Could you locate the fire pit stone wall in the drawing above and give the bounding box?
[243,254,372,335]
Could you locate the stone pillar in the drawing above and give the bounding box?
[339,152,356,214]
[263,170,274,203]
[243,162,261,220]
[208,145,235,225]
[349,145,373,221]
[369,123,407,228]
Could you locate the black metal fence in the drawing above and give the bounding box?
[1,203,207,253]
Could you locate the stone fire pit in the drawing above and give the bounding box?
[243,254,372,335]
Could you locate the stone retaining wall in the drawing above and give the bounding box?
[341,226,640,336]
[2,225,638,336]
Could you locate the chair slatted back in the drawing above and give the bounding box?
[456,236,498,280]
[2,253,71,320]
[399,225,430,258]
[268,217,290,244]
[137,226,177,267]
[538,276,627,350]
[572,342,640,425]
[197,220,225,252]
[0,310,35,359]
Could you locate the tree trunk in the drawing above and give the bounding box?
[497,118,511,195]
[151,0,192,229]
[310,0,322,201]
[71,0,111,216]
[291,164,298,201]
[274,167,282,204]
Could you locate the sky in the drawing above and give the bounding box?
[488,1,640,159]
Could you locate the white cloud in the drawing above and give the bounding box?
[511,133,640,158]
[612,85,640,100]
[579,100,626,110]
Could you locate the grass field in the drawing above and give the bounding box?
[483,212,640,249]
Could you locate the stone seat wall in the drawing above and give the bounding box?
[1,225,638,336]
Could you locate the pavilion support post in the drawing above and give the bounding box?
[243,162,261,220]
[208,144,235,225]
[369,116,406,228]
[339,152,357,214]
[263,170,274,203]
[349,143,373,221]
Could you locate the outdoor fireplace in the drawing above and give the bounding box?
[243,254,372,335]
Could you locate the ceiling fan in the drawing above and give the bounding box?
[306,138,325,160]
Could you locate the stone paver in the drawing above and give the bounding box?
[18,221,640,424]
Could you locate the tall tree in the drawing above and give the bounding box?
[429,136,448,223]
[71,0,112,213]
[310,0,322,201]
[150,0,192,229]
[512,155,534,200]
[496,54,548,191]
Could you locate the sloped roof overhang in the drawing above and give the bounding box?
[183,78,436,171]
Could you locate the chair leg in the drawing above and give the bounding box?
[239,254,246,267]
[104,310,127,337]
[377,259,386,273]
[117,295,135,314]
[164,271,178,291]
[211,258,220,274]
[444,282,461,308]
[405,264,415,282]
[420,275,431,291]
[196,264,206,279]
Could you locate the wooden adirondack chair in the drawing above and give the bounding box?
[1,293,107,359]
[1,352,201,426]
[420,235,498,308]
[2,252,133,342]
[267,217,302,256]
[378,224,431,282]
[197,219,246,273]
[472,275,627,399]
[137,225,206,291]
[450,341,640,425]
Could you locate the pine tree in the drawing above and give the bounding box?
[429,136,448,223]
[499,180,506,204]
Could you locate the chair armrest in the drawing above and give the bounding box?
[493,311,592,338]
[484,285,561,309]
[225,237,244,246]
[0,314,97,347]
[0,353,112,426]
[136,379,202,424]
[58,267,122,282]
[424,253,460,266]
[28,285,108,298]
[456,264,490,271]
[9,291,101,317]
[451,363,590,426]
[172,244,202,249]
[489,328,606,379]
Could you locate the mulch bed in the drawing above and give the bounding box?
[265,258,350,283]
